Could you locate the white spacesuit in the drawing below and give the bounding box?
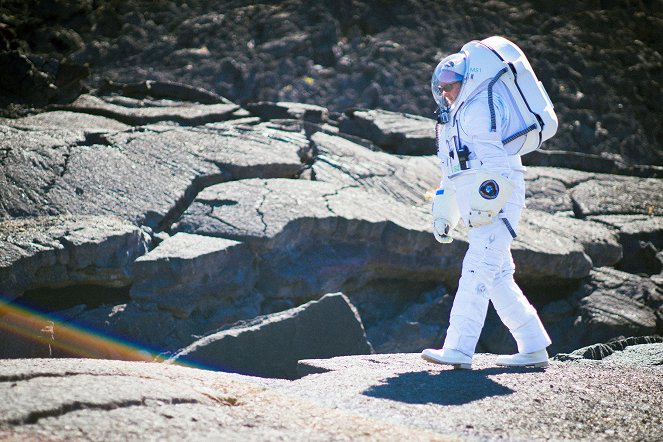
[421,37,555,369]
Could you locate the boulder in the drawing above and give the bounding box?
[338,109,435,155]
[310,131,440,207]
[170,293,373,379]
[571,174,663,217]
[0,121,307,228]
[0,215,149,300]
[130,232,256,319]
[60,94,243,126]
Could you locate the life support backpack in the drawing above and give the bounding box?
[454,36,558,155]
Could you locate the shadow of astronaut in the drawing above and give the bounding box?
[362,367,543,406]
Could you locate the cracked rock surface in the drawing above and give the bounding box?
[3,351,661,442]
[0,215,149,299]
[1,92,662,379]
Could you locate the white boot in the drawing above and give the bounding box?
[495,349,549,368]
[421,348,472,369]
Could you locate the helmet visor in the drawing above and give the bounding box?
[431,53,466,106]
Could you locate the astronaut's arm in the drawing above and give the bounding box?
[462,97,514,227]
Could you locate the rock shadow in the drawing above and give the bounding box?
[363,368,524,406]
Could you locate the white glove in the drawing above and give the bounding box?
[431,187,460,244]
[433,218,453,243]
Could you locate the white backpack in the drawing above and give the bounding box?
[455,36,558,155]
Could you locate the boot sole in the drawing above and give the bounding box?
[496,360,549,368]
[421,354,472,370]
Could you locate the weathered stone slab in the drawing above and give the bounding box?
[0,110,130,132]
[543,267,662,354]
[172,177,465,298]
[0,125,84,219]
[245,101,328,123]
[311,131,440,207]
[98,79,232,104]
[130,232,256,318]
[571,174,663,217]
[338,108,435,155]
[524,149,663,178]
[0,215,149,299]
[62,94,242,126]
[170,293,373,379]
[512,210,595,282]
[174,178,596,301]
[1,122,306,227]
[519,209,622,268]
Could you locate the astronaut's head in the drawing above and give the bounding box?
[431,52,466,106]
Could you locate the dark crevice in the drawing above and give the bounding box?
[42,145,72,196]
[16,284,131,314]
[7,397,201,426]
[156,171,233,232]
[76,131,112,147]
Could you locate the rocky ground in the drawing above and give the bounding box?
[1,1,662,440]
[1,344,662,441]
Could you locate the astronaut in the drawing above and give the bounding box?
[421,40,552,369]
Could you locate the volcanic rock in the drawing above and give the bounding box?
[338,108,435,155]
[61,94,243,126]
[170,293,373,379]
[0,215,149,300]
[130,232,256,319]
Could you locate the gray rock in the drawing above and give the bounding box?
[524,149,663,178]
[338,108,435,155]
[1,121,306,227]
[172,177,458,299]
[0,110,130,132]
[0,124,85,219]
[571,174,663,217]
[245,101,329,123]
[544,267,662,354]
[170,293,373,379]
[72,298,261,354]
[512,210,594,283]
[365,286,451,354]
[98,79,232,104]
[602,343,663,366]
[578,292,657,346]
[553,335,662,362]
[311,131,440,207]
[0,215,149,299]
[61,94,242,126]
[175,177,597,302]
[519,209,622,268]
[589,214,663,275]
[130,232,256,319]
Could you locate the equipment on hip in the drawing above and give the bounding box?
[432,187,461,243]
[467,171,513,228]
[438,36,558,155]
